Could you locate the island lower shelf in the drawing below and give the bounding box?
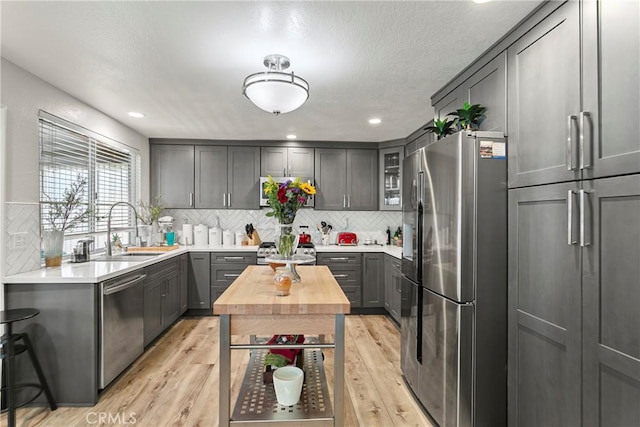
[232,345,333,423]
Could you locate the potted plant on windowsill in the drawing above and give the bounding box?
[137,196,164,247]
[42,175,92,267]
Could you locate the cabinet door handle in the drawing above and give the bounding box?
[567,190,577,245]
[283,167,287,176]
[329,257,349,261]
[223,273,240,278]
[228,193,231,207]
[223,256,244,261]
[579,111,592,170]
[343,194,346,209]
[189,192,194,207]
[223,193,226,207]
[566,115,578,171]
[347,194,351,208]
[333,274,348,279]
[579,190,591,247]
[395,276,401,293]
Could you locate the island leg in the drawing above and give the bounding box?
[219,315,231,427]
[334,314,345,426]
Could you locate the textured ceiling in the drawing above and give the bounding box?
[1,1,542,142]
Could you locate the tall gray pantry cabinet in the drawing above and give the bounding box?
[507,1,640,426]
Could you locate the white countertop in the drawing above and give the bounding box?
[3,244,402,284]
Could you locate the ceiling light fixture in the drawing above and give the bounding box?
[242,54,309,115]
[128,112,145,118]
[369,118,382,125]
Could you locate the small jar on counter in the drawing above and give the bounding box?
[273,267,293,296]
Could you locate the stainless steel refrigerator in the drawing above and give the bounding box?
[400,131,507,427]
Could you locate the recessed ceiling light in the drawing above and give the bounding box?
[369,118,382,125]
[472,0,491,4]
[128,112,145,118]
[286,134,297,140]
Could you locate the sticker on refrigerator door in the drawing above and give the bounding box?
[479,141,506,159]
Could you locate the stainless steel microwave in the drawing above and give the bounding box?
[259,176,315,207]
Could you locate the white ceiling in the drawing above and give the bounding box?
[1,0,542,143]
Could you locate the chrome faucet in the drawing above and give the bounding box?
[106,202,140,256]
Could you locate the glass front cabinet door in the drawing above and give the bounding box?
[379,146,404,211]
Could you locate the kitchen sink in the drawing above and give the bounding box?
[92,253,162,262]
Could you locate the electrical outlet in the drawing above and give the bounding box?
[13,232,28,250]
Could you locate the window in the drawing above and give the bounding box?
[39,112,141,256]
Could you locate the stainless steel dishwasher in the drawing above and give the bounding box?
[100,272,146,389]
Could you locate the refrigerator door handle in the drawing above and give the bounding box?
[579,189,592,247]
[567,190,578,245]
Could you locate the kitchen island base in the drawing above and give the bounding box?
[214,266,350,427]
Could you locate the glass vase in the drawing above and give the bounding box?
[275,223,299,259]
[42,230,64,267]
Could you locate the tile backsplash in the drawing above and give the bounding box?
[4,202,41,276]
[166,208,402,245]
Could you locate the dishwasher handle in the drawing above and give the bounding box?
[103,274,146,296]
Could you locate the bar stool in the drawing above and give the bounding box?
[1,309,57,427]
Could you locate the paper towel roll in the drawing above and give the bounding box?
[182,224,193,245]
[194,224,208,246]
[209,227,222,246]
[222,230,234,246]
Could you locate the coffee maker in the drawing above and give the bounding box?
[71,238,94,263]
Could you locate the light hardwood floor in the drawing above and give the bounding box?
[4,315,432,427]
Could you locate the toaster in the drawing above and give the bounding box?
[337,232,358,245]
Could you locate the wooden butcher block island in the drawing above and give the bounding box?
[213,265,351,426]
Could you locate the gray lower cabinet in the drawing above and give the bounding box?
[187,252,211,309]
[508,182,583,426]
[179,253,188,313]
[582,174,640,427]
[507,0,581,188]
[362,253,383,307]
[384,254,401,322]
[261,146,314,179]
[315,148,378,210]
[151,144,195,208]
[143,258,180,346]
[6,282,101,405]
[210,252,257,304]
[316,253,362,307]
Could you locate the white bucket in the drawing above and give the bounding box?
[272,366,304,406]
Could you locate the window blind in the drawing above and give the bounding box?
[39,112,140,240]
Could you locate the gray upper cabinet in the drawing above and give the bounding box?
[261,147,314,179]
[434,86,462,121]
[315,148,377,210]
[507,0,581,188]
[346,149,378,210]
[508,182,582,427]
[152,143,258,210]
[461,52,506,133]
[195,146,227,208]
[227,146,260,209]
[379,146,404,211]
[582,174,640,427]
[582,0,640,179]
[314,148,347,210]
[151,145,194,208]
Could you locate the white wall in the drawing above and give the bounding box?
[1,58,149,203]
[1,58,149,276]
